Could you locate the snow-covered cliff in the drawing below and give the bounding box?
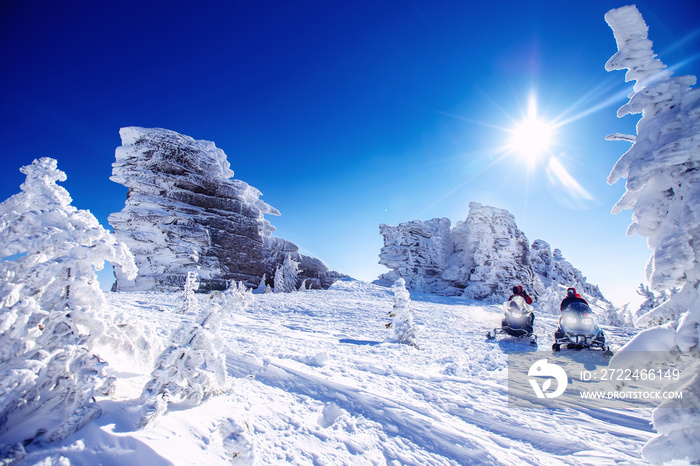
[109,127,338,291]
[456,204,534,302]
[377,202,608,306]
[378,218,455,295]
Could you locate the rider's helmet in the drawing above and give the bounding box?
[567,287,576,297]
[513,285,521,295]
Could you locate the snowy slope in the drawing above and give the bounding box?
[18,280,650,465]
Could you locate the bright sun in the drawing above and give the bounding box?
[508,97,554,163]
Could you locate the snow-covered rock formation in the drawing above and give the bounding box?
[109,127,339,291]
[529,240,608,314]
[455,204,534,302]
[377,202,607,306]
[378,217,454,294]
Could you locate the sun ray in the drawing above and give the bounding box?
[550,77,623,127]
[433,109,512,133]
[546,156,595,202]
[419,148,514,215]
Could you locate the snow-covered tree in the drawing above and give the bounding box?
[0,158,137,457]
[254,273,267,294]
[605,6,700,463]
[386,278,419,348]
[273,265,284,293]
[179,271,199,314]
[634,284,674,327]
[273,254,301,293]
[282,253,300,292]
[601,301,634,327]
[139,281,254,428]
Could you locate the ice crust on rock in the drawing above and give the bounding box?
[532,242,605,299]
[378,217,455,295]
[457,204,533,302]
[377,202,607,306]
[109,127,338,291]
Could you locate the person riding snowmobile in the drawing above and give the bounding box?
[508,285,534,329]
[486,285,537,345]
[553,287,611,355]
[555,287,589,342]
[559,287,587,311]
[509,285,533,305]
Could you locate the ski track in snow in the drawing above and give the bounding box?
[19,280,653,465]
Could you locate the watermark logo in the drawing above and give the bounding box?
[528,359,568,399]
[509,352,691,409]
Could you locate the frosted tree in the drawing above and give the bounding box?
[601,302,633,327]
[228,280,255,309]
[139,281,254,428]
[179,271,199,314]
[634,284,673,327]
[255,273,267,293]
[273,254,301,293]
[0,158,137,457]
[273,265,284,293]
[281,253,300,292]
[386,278,419,348]
[635,284,657,321]
[605,6,700,464]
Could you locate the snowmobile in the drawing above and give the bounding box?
[552,302,613,356]
[486,296,537,346]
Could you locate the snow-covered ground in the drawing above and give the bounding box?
[19,279,650,465]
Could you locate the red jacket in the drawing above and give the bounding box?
[509,286,533,305]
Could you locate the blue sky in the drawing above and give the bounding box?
[1,0,699,307]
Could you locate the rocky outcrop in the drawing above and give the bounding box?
[531,241,605,299]
[457,204,534,302]
[109,127,337,291]
[378,218,456,294]
[262,237,345,290]
[376,202,607,305]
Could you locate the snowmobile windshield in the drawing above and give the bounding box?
[503,295,531,315]
[563,301,590,314]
